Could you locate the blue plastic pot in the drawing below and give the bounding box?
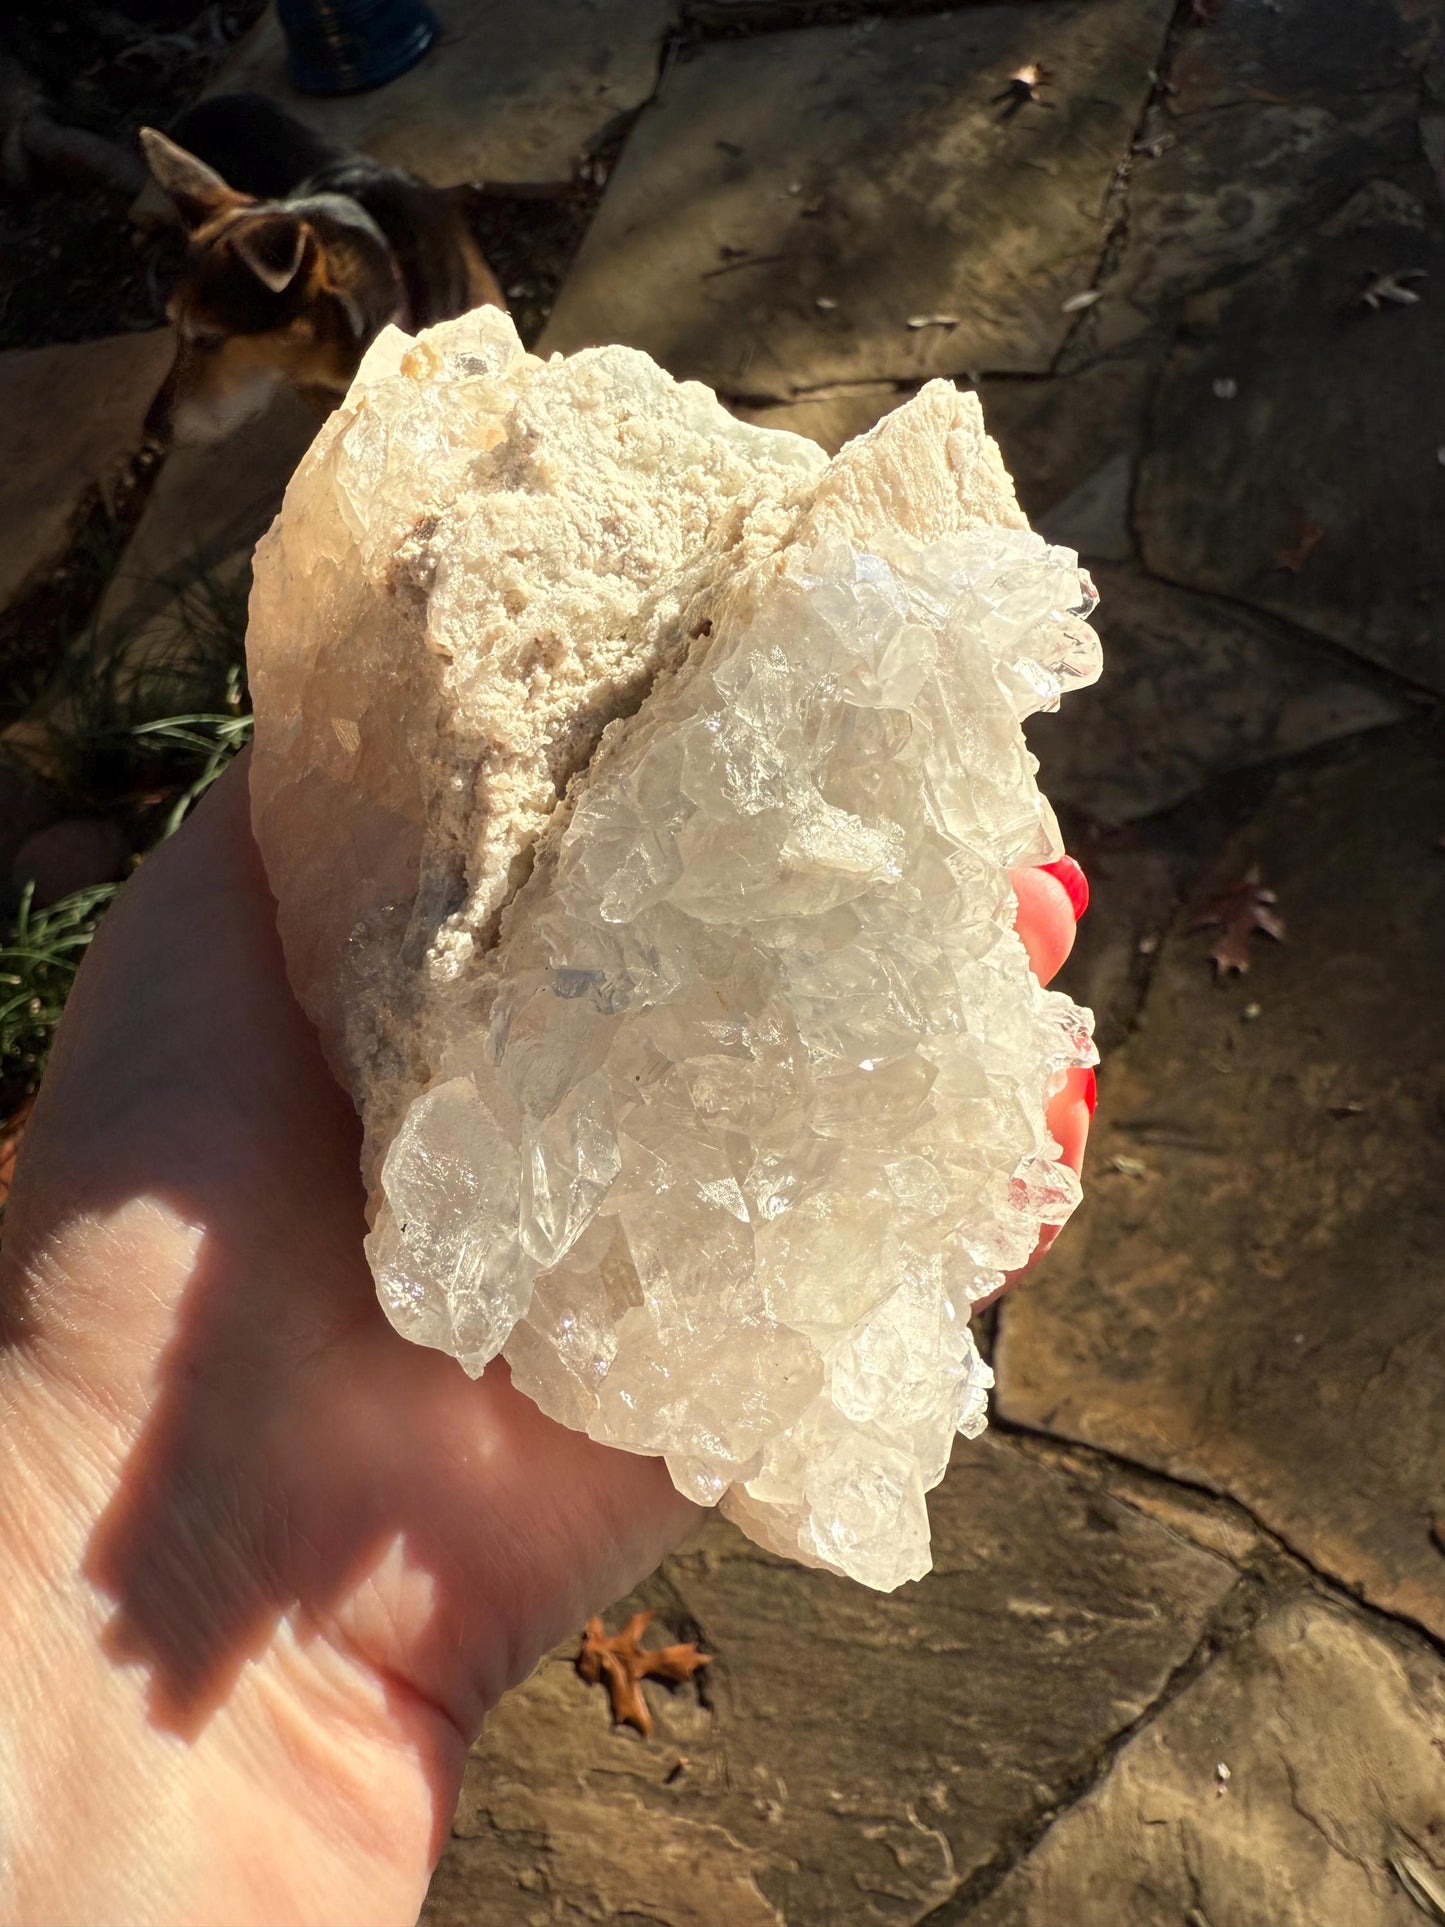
[275,0,440,95]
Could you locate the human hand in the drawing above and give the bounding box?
[0,758,1090,1925]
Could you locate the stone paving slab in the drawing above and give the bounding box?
[983,353,1159,569]
[738,377,1412,826]
[733,383,918,457]
[541,0,1173,397]
[1167,0,1434,118]
[1086,104,1421,361]
[965,1595,1445,1927]
[213,0,673,185]
[995,720,1445,1640]
[0,330,174,621]
[1050,828,1198,1062]
[424,1436,1235,1925]
[737,354,1158,547]
[1136,184,1445,692]
[94,389,318,648]
[1077,0,1430,354]
[1007,1433,1268,1573]
[1028,564,1413,826]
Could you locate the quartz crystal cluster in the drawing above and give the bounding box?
[248,306,1100,1590]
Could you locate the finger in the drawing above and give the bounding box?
[1049,1062,1094,1179]
[1037,855,1089,921]
[1010,862,1080,985]
[974,1064,1096,1308]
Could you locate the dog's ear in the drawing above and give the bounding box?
[140,126,248,227]
[231,213,311,294]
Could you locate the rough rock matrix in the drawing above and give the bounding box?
[248,307,1100,1588]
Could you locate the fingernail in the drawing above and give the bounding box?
[1082,1067,1098,1116]
[1041,855,1090,920]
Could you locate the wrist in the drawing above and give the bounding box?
[0,1216,457,1927]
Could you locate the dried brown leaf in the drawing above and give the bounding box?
[577,1610,711,1737]
[1192,871,1285,977]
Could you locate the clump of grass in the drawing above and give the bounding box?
[123,661,254,838]
[28,559,252,835]
[2,557,255,1133]
[0,880,120,1123]
[0,683,252,1106]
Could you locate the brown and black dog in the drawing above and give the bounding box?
[141,93,505,442]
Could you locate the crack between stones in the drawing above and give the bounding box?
[1281,1756,1382,1884]
[681,0,1021,46]
[905,1563,1272,1927]
[1101,912,1170,1047]
[721,376,920,410]
[1051,28,1426,376]
[1043,20,1427,368]
[906,1411,1445,1924]
[1129,559,1445,707]
[987,1415,1445,1663]
[1121,129,1445,582]
[651,14,688,100]
[1166,75,1427,127]
[660,1412,1444,1923]
[718,367,1065,412]
[1050,0,1195,377]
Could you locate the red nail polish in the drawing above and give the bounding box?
[1082,1067,1098,1116]
[1041,855,1090,920]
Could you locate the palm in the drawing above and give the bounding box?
[5,757,1085,1776]
[8,761,692,1754]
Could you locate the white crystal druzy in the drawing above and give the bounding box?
[248,307,1100,1590]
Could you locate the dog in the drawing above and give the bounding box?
[140,93,506,442]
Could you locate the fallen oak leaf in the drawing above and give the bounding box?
[1192,871,1285,977]
[577,1610,711,1737]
